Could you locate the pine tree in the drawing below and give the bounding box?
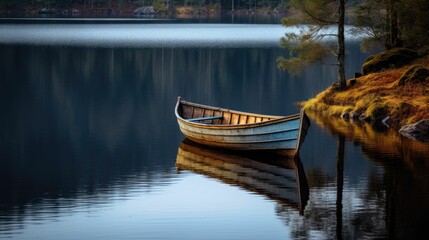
[277,0,347,90]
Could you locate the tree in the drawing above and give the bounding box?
[355,0,429,51]
[153,0,166,11]
[277,0,347,90]
[396,0,429,49]
[354,0,402,51]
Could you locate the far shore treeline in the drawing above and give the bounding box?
[0,0,365,15]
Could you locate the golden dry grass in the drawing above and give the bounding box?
[301,57,429,128]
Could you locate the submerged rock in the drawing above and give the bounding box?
[399,119,429,142]
[340,112,350,120]
[382,116,392,128]
[359,113,371,122]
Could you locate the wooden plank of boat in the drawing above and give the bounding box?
[188,116,223,122]
[175,140,309,214]
[174,96,310,157]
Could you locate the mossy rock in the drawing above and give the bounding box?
[362,48,418,75]
[364,100,390,122]
[396,65,429,86]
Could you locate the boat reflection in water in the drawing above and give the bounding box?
[176,139,309,215]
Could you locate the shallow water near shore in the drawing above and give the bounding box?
[1,23,428,239]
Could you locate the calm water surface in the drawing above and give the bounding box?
[1,23,428,240]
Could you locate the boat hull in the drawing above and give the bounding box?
[175,97,310,156]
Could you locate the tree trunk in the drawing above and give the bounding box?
[387,0,402,48]
[338,0,346,90]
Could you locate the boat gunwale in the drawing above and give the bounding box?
[181,126,301,137]
[185,135,300,144]
[175,97,302,130]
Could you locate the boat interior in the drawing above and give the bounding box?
[178,101,277,125]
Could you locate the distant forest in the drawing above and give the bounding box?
[0,0,365,11]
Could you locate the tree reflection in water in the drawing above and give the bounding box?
[303,111,429,239]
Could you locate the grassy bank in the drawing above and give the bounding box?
[301,50,429,129]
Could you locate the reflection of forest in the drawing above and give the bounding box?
[0,44,374,238]
[307,111,429,175]
[306,111,429,239]
[0,45,312,237]
[0,46,184,235]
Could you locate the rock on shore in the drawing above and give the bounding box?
[399,119,429,142]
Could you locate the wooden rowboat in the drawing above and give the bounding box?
[176,139,309,215]
[175,96,310,157]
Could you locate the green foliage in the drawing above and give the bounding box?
[277,31,331,75]
[277,0,345,84]
[398,0,429,49]
[281,17,299,27]
[362,48,418,75]
[152,0,165,11]
[288,0,338,26]
[355,0,429,51]
[396,65,429,86]
[353,0,388,52]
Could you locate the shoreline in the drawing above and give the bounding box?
[300,49,429,142]
[0,17,179,24]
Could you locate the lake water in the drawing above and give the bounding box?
[1,23,429,240]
